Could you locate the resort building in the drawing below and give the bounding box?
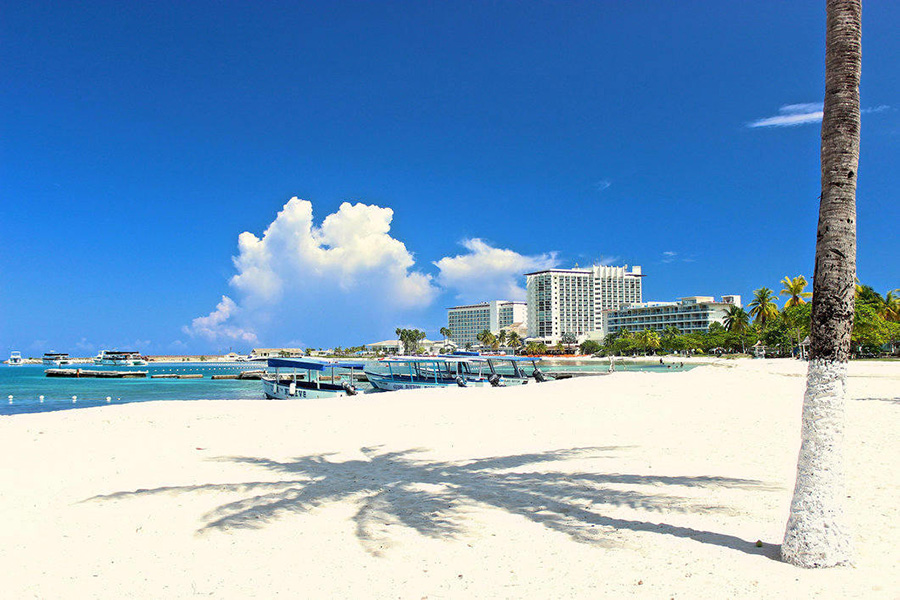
[446,301,527,347]
[603,295,742,336]
[365,338,451,356]
[525,265,643,344]
[249,348,304,358]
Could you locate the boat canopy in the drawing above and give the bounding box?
[267,358,365,370]
[378,357,450,364]
[442,352,536,363]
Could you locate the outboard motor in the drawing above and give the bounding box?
[455,376,467,387]
[532,369,547,383]
[488,373,502,387]
[341,381,358,396]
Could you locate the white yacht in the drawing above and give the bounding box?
[8,351,24,366]
[42,352,72,366]
[94,350,148,366]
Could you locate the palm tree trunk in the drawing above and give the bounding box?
[782,0,860,568]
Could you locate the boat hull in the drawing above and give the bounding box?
[261,377,351,399]
[365,372,460,391]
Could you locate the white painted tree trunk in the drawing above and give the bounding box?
[782,359,852,567]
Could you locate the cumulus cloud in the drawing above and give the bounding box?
[184,198,439,348]
[748,102,891,128]
[183,296,258,344]
[434,238,559,302]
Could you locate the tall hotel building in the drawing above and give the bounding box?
[447,300,527,347]
[525,265,643,343]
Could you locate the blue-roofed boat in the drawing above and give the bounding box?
[263,358,365,399]
[365,357,469,391]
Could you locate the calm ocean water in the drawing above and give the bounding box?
[0,360,694,416]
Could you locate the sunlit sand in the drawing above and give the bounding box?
[0,359,896,598]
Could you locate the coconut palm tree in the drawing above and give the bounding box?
[637,329,660,355]
[439,327,452,344]
[723,305,750,333]
[883,290,900,322]
[497,330,508,348]
[748,288,780,328]
[507,331,522,355]
[781,275,814,308]
[782,0,860,569]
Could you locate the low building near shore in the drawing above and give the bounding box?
[249,348,304,359]
[603,295,742,336]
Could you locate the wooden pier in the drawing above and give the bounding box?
[45,369,148,379]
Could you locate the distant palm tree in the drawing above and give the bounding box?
[782,0,860,569]
[497,330,508,348]
[439,326,451,344]
[476,329,496,349]
[723,305,750,333]
[637,329,660,354]
[780,275,813,308]
[748,288,779,328]
[507,331,522,354]
[883,290,900,322]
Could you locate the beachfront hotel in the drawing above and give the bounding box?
[603,295,742,335]
[447,301,527,346]
[525,265,643,344]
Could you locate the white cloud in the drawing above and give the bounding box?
[662,250,678,263]
[183,296,258,344]
[184,198,439,348]
[594,180,612,193]
[748,103,823,128]
[434,238,559,302]
[748,103,891,128]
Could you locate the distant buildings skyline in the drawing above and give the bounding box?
[446,263,742,346]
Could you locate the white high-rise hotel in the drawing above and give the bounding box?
[525,265,643,343]
[447,300,527,347]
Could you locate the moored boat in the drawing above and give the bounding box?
[42,352,72,366]
[444,351,548,384]
[94,350,147,366]
[365,357,468,391]
[262,357,365,399]
[8,351,24,366]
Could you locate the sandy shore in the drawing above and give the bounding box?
[1,359,897,599]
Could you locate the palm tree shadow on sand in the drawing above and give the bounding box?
[88,446,781,558]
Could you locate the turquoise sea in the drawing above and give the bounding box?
[0,360,695,416]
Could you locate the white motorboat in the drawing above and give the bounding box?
[94,350,147,366]
[8,351,23,366]
[42,352,72,366]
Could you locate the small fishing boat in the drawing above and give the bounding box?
[8,351,23,366]
[262,358,365,399]
[365,357,469,391]
[42,352,72,366]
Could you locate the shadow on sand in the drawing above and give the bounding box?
[89,446,781,558]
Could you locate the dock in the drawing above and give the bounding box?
[45,369,148,379]
[150,374,204,379]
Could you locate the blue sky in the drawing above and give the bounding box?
[1,1,897,355]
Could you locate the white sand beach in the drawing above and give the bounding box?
[1,359,897,599]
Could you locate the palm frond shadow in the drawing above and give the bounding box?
[89,446,780,558]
